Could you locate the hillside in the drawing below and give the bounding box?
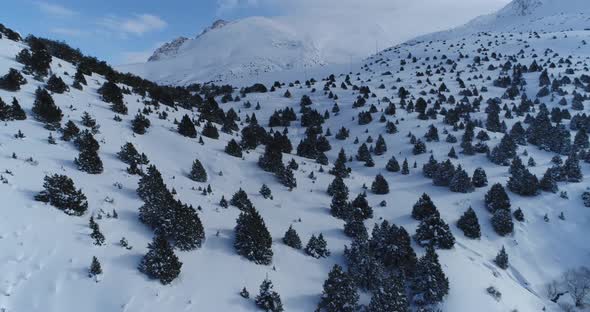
[121,17,325,85]
[1,0,590,310]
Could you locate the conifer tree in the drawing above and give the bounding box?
[259,184,272,199]
[317,265,359,312]
[89,256,102,279]
[450,167,474,193]
[98,81,127,114]
[329,148,350,178]
[371,174,389,194]
[374,135,387,155]
[283,225,302,249]
[433,159,455,186]
[278,165,297,190]
[202,121,219,139]
[90,222,105,246]
[368,275,409,312]
[138,232,182,285]
[563,153,583,182]
[189,158,207,182]
[485,183,511,213]
[255,278,284,312]
[304,234,330,258]
[46,74,69,94]
[61,120,80,141]
[35,174,88,216]
[178,114,197,138]
[491,209,514,236]
[411,193,438,221]
[472,167,488,187]
[495,246,509,269]
[412,246,449,306]
[0,68,27,91]
[414,215,455,249]
[234,208,273,265]
[225,139,243,158]
[457,207,481,239]
[170,203,205,251]
[32,87,62,124]
[401,158,410,175]
[132,113,150,135]
[230,188,254,211]
[386,156,401,172]
[75,131,103,174]
[10,97,26,120]
[539,168,558,193]
[422,155,438,178]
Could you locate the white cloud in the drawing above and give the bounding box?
[217,0,511,62]
[99,14,167,36]
[35,1,78,17]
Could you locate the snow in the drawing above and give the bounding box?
[1,0,590,310]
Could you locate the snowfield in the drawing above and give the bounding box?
[0,0,590,311]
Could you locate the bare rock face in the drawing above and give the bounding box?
[148,37,189,62]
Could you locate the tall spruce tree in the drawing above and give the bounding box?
[412,246,449,306]
[32,87,62,124]
[255,278,284,312]
[485,183,511,213]
[178,115,197,138]
[457,207,481,239]
[411,193,438,221]
[317,265,359,312]
[138,232,182,285]
[368,275,409,312]
[189,158,207,182]
[234,208,273,265]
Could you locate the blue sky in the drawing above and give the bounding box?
[0,0,276,64]
[0,0,509,65]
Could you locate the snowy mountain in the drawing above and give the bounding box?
[1,0,590,310]
[121,17,325,85]
[416,0,590,41]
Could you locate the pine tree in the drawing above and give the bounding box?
[413,139,427,155]
[304,234,330,258]
[563,153,583,182]
[32,87,62,124]
[457,207,481,239]
[225,139,243,157]
[131,113,151,135]
[374,135,387,155]
[170,203,205,251]
[485,183,511,213]
[317,265,359,312]
[89,256,102,278]
[433,159,455,187]
[371,174,389,194]
[260,184,272,199]
[422,155,438,178]
[507,166,539,196]
[138,232,182,285]
[412,246,449,306]
[386,156,401,172]
[255,278,284,312]
[35,174,88,216]
[202,121,219,139]
[491,209,514,236]
[234,208,273,265]
[414,214,455,249]
[189,159,207,182]
[330,184,350,219]
[401,158,410,175]
[450,167,474,193]
[61,120,80,141]
[0,68,27,91]
[539,167,558,193]
[90,223,105,246]
[46,74,69,94]
[368,275,409,312]
[75,147,103,174]
[283,225,302,249]
[495,246,509,269]
[329,148,350,178]
[278,165,297,190]
[98,81,127,114]
[178,115,197,138]
[411,193,438,221]
[10,97,26,120]
[230,188,254,211]
[472,167,488,187]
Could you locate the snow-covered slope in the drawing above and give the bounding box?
[416,0,590,42]
[121,17,324,85]
[1,1,590,310]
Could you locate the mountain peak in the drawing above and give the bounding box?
[147,37,189,62]
[197,19,230,38]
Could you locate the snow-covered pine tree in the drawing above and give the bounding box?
[138,232,182,285]
[317,264,359,312]
[255,278,284,312]
[234,208,273,265]
[457,207,481,239]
